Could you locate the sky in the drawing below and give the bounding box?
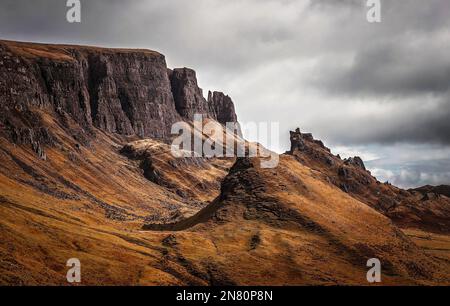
[1,0,449,188]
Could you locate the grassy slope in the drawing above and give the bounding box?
[0,109,229,285]
[157,156,450,285]
[3,117,449,284]
[1,39,162,62]
[0,102,449,286]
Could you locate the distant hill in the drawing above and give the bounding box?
[411,185,450,198]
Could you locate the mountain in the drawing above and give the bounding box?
[0,40,239,141]
[0,40,449,285]
[287,128,450,233]
[411,185,450,199]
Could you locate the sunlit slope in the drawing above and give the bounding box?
[0,109,230,285]
[0,110,449,285]
[141,156,450,285]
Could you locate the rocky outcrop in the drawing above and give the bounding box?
[10,127,55,160]
[289,128,331,154]
[411,185,450,199]
[289,128,306,153]
[288,127,384,199]
[344,156,366,170]
[0,40,240,144]
[287,127,450,233]
[0,40,183,140]
[167,67,241,133]
[208,91,239,126]
[168,68,211,121]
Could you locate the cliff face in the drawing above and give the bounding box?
[0,40,239,141]
[168,67,240,128]
[85,51,180,138]
[208,91,238,125]
[168,67,211,121]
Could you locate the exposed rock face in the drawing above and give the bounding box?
[288,129,373,192]
[289,128,306,153]
[10,127,54,160]
[167,67,241,132]
[0,40,240,143]
[168,67,211,120]
[412,185,450,199]
[0,41,182,139]
[289,128,330,154]
[85,52,180,138]
[344,156,366,170]
[208,91,239,126]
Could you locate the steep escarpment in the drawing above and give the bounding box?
[84,51,180,138]
[168,68,211,121]
[0,40,239,144]
[207,91,239,126]
[0,40,181,139]
[168,67,240,131]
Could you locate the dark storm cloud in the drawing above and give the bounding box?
[307,0,450,100]
[308,92,450,146]
[314,41,450,97]
[301,0,450,146]
[308,41,450,146]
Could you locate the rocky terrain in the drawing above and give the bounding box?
[287,128,450,233]
[0,40,449,285]
[412,185,450,199]
[0,40,239,141]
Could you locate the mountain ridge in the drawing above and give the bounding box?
[0,39,449,285]
[0,39,239,143]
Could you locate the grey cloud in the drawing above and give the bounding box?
[313,39,450,97]
[311,94,450,146]
[367,159,450,189]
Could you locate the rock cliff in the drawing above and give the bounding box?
[168,67,241,130]
[0,40,239,142]
[168,67,211,121]
[208,91,239,126]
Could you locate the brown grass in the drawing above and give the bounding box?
[0,110,449,285]
[0,39,162,62]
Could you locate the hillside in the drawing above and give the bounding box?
[287,128,450,233]
[0,40,449,285]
